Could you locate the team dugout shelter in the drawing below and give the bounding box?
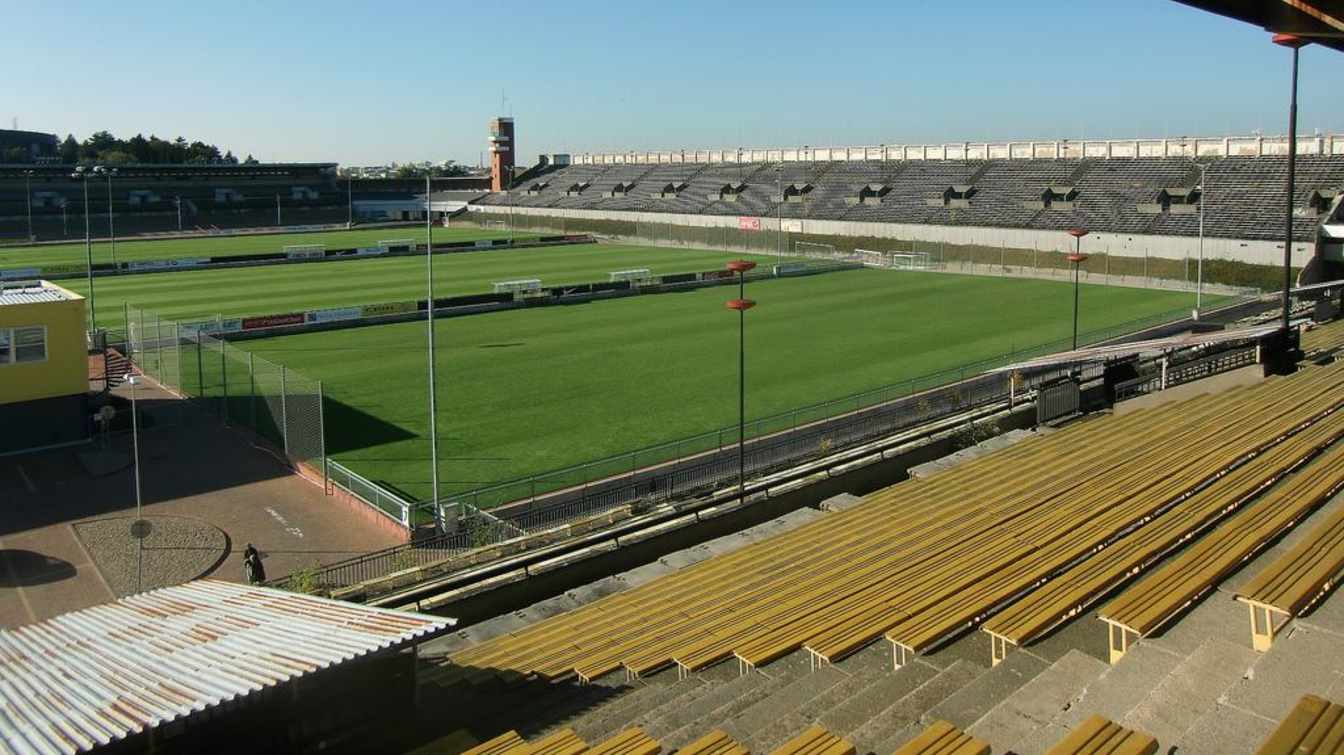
[0,280,89,454]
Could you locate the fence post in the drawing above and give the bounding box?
[317,379,327,486]
[249,352,257,433]
[221,342,228,425]
[175,323,182,394]
[122,301,130,360]
[153,313,161,379]
[280,365,289,456]
[194,330,204,399]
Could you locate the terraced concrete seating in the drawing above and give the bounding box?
[1044,715,1157,755]
[1236,499,1344,651]
[443,363,1344,685]
[981,406,1344,664]
[1255,694,1344,755]
[1099,419,1344,663]
[890,719,988,755]
[678,729,749,755]
[1302,319,1344,355]
[464,730,527,755]
[769,724,854,755]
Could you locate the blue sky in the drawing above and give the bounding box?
[5,0,1341,166]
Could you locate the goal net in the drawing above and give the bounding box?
[794,241,837,260]
[282,244,326,260]
[889,251,932,271]
[609,268,652,284]
[378,239,417,253]
[482,220,509,232]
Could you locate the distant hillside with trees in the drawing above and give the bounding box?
[51,131,256,165]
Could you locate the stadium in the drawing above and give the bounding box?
[3,2,1344,754]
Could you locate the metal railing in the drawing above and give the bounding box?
[327,459,412,527]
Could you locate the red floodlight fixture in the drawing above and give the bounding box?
[1272,33,1308,49]
[726,298,756,311]
[1067,228,1089,239]
[726,259,757,273]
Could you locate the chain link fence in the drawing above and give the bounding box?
[124,305,327,477]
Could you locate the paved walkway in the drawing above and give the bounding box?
[0,385,400,628]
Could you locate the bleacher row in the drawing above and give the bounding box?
[475,156,1344,241]
[442,361,1344,688]
[460,717,1158,755]
[461,694,1344,754]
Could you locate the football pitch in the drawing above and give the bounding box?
[234,268,1210,505]
[68,243,790,333]
[0,225,529,270]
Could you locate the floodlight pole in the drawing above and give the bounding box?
[175,195,182,231]
[1068,229,1089,351]
[23,170,33,242]
[96,166,118,269]
[73,167,96,332]
[776,166,783,257]
[347,174,353,228]
[725,260,757,505]
[275,193,282,227]
[1275,33,1307,335]
[128,374,144,593]
[1195,162,1208,311]
[506,166,514,244]
[425,174,440,521]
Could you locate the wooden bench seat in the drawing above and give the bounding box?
[1044,714,1157,755]
[891,720,990,755]
[1254,694,1344,755]
[769,725,855,755]
[677,729,749,755]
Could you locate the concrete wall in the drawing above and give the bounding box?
[467,204,1316,268]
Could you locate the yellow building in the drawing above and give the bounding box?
[0,280,89,453]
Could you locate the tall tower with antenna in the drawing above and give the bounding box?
[489,117,515,192]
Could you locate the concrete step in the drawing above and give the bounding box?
[817,662,940,738]
[720,665,850,750]
[657,672,787,749]
[570,674,702,742]
[759,650,895,752]
[624,676,735,735]
[848,660,985,755]
[923,649,1050,730]
[1052,643,1182,731]
[1120,638,1260,746]
[965,650,1109,755]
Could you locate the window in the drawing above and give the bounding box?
[0,326,46,365]
[15,327,45,363]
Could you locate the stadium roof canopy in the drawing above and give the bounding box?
[1176,0,1344,52]
[0,580,453,755]
[991,322,1283,374]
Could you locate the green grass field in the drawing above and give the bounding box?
[230,268,1208,504]
[68,243,790,333]
[0,225,529,270]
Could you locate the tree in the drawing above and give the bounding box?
[243,154,258,165]
[99,150,135,165]
[3,146,29,163]
[58,134,79,163]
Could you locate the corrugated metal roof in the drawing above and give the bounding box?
[0,285,71,306]
[0,580,452,755]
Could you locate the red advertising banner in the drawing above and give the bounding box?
[241,313,306,330]
[738,216,762,231]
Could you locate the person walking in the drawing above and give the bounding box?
[243,543,266,584]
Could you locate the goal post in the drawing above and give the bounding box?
[793,241,837,260]
[889,251,933,271]
[609,268,652,284]
[377,238,417,253]
[282,244,326,260]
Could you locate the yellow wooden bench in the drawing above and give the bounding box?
[589,727,661,755]
[677,729,749,755]
[890,719,989,755]
[463,730,527,755]
[769,725,855,755]
[1254,694,1344,755]
[1237,499,1344,651]
[1044,714,1157,755]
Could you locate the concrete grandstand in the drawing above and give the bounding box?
[471,134,1344,271]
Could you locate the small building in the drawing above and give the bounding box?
[0,580,455,754]
[0,279,89,454]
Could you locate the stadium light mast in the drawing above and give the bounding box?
[1067,229,1089,351]
[1274,32,1309,338]
[424,173,441,520]
[126,372,145,592]
[776,165,783,256]
[275,193,282,227]
[725,259,757,505]
[71,166,97,332]
[23,169,34,242]
[347,173,353,229]
[1194,161,1208,312]
[94,166,118,268]
[175,195,182,231]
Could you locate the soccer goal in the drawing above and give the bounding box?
[853,249,893,268]
[889,251,933,271]
[493,278,543,296]
[283,244,326,260]
[794,241,837,260]
[609,268,652,284]
[378,238,417,253]
[482,220,509,232]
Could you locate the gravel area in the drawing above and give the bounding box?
[73,516,227,596]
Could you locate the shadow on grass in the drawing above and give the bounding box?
[322,397,419,456]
